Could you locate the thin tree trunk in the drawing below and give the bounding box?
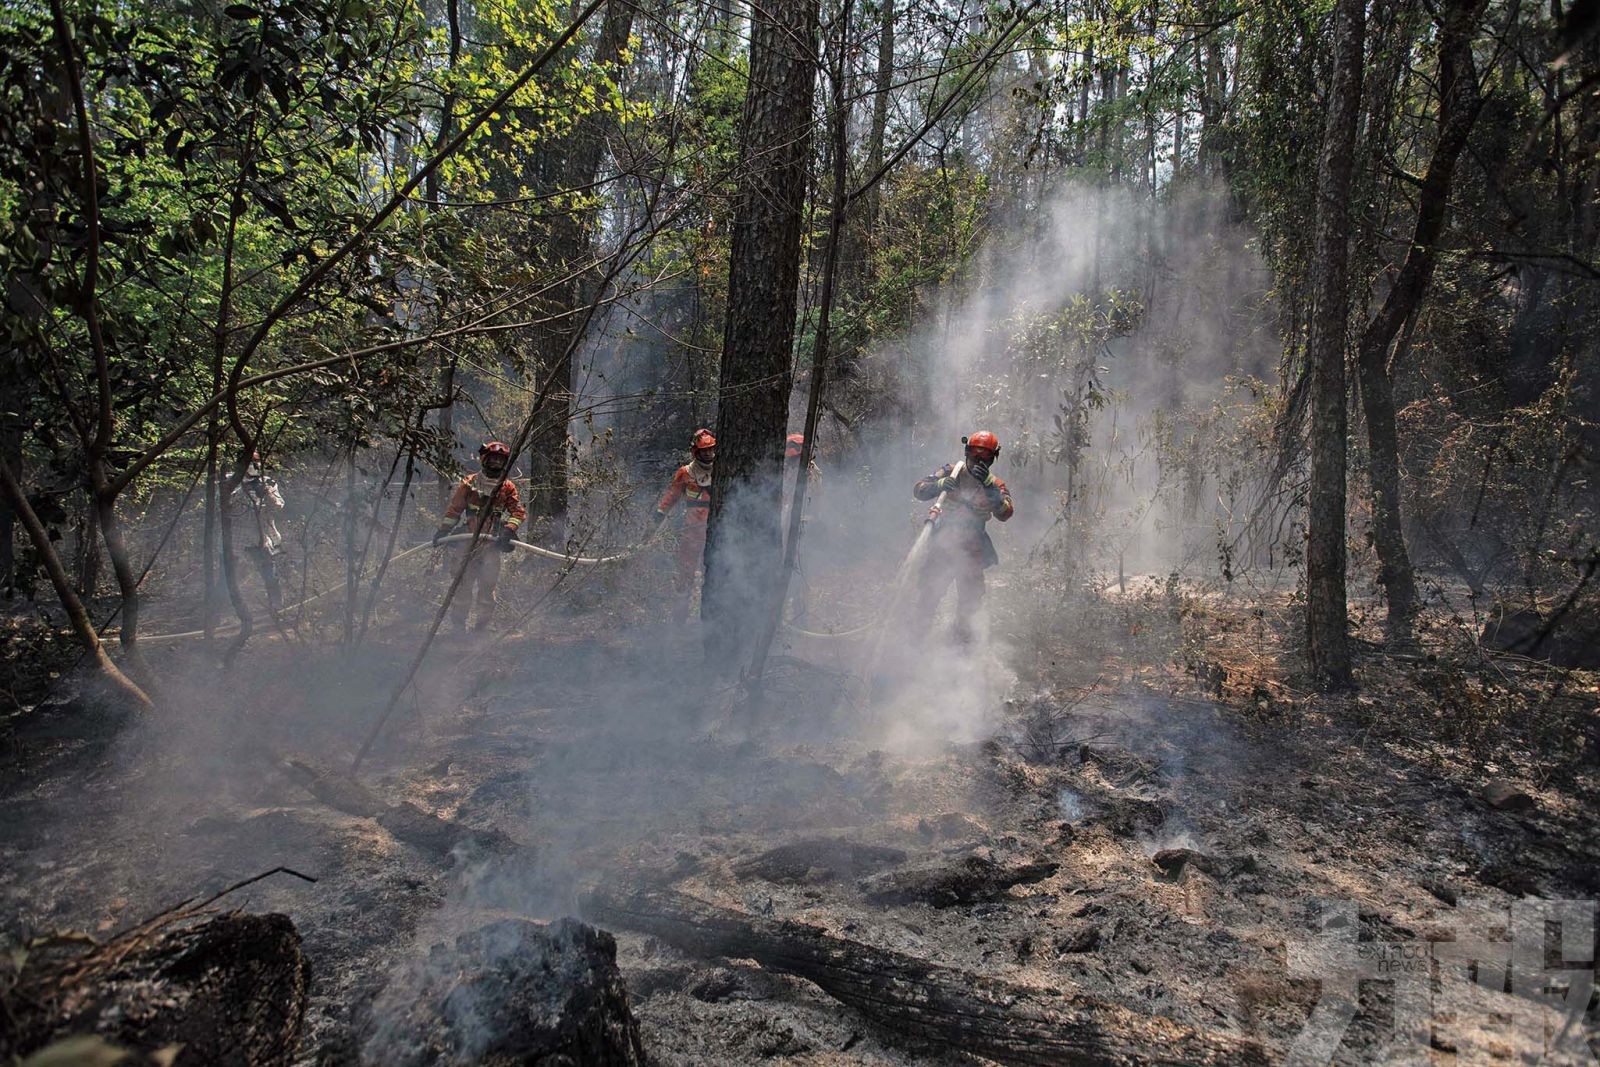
[1305,0,1364,690]
[429,0,462,503]
[863,0,894,235]
[358,413,424,643]
[344,442,358,644]
[701,0,820,662]
[527,0,639,527]
[95,486,151,685]
[0,455,151,711]
[747,0,852,699]
[0,408,18,595]
[1356,0,1483,644]
[217,474,254,667]
[202,430,219,640]
[74,498,101,596]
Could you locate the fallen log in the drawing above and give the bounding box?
[376,801,516,858]
[284,757,385,817]
[858,853,1058,907]
[734,838,908,885]
[0,913,309,1066]
[283,759,515,858]
[582,885,1268,1067]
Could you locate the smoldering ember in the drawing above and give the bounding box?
[0,0,1596,1063]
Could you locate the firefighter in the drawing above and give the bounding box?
[230,450,286,611]
[909,430,1014,643]
[433,440,526,631]
[781,432,821,529]
[652,428,716,623]
[782,432,822,622]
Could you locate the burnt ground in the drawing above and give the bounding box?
[1,561,1598,1065]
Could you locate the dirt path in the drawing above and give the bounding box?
[1,612,1595,1064]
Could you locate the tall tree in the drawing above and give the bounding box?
[701,0,820,660]
[1305,0,1365,689]
[526,0,638,524]
[1356,0,1484,644]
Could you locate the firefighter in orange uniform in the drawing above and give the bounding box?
[781,432,821,529]
[910,431,1014,643]
[433,440,526,631]
[652,428,716,623]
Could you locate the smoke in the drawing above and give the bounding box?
[784,180,1280,748]
[861,179,1281,583]
[2,179,1285,1065]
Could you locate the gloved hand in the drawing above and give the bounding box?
[967,459,991,485]
[496,526,516,553]
[432,524,454,548]
[650,510,668,535]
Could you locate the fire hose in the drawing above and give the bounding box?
[134,529,880,644]
[137,534,647,645]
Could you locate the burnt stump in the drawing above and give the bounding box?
[0,913,310,1066]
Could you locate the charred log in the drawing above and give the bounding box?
[376,801,516,859]
[284,758,515,857]
[0,913,309,1066]
[858,853,1059,908]
[734,838,908,885]
[582,885,1269,1067]
[1479,605,1600,669]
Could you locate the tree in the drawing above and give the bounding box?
[1304,0,1365,690]
[701,0,820,661]
[1355,0,1485,645]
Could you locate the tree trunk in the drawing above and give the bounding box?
[702,0,819,661]
[527,0,639,528]
[202,427,220,640]
[0,409,17,595]
[0,455,151,711]
[1304,0,1364,690]
[582,886,1270,1067]
[746,0,850,697]
[344,442,358,644]
[863,0,894,236]
[95,486,150,685]
[429,0,462,503]
[1356,0,1483,645]
[73,497,101,596]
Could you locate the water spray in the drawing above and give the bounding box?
[859,463,964,687]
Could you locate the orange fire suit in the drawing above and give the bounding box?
[442,473,526,629]
[656,462,712,622]
[910,462,1014,641]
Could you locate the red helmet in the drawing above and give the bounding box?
[785,433,805,459]
[963,431,1000,461]
[479,441,511,473]
[690,428,716,454]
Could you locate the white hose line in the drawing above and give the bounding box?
[783,619,880,639]
[134,525,883,645]
[137,532,643,645]
[438,532,637,565]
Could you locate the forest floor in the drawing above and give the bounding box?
[1,556,1597,1064]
